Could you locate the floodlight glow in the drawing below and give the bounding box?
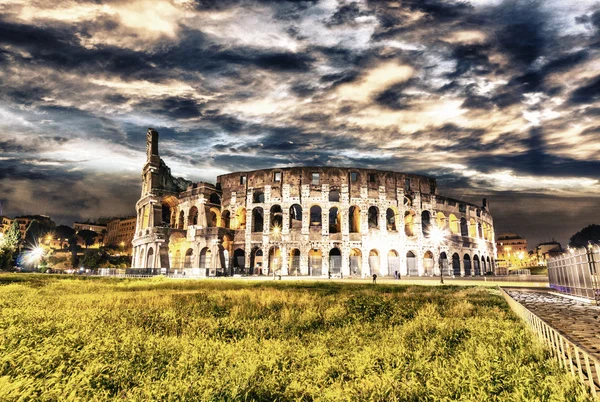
[23,246,45,266]
[429,226,448,246]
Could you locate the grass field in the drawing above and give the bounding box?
[0,275,590,401]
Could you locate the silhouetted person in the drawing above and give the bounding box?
[372,273,377,284]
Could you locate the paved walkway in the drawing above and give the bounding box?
[507,289,600,360]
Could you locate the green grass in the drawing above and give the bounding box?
[0,275,591,401]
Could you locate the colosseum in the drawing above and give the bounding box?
[132,129,497,277]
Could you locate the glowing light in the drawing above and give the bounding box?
[429,226,449,246]
[271,223,281,235]
[23,246,45,267]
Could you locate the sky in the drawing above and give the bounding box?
[0,0,599,248]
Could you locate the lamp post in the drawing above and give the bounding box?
[430,226,448,285]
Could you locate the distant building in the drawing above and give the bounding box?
[534,241,563,266]
[496,233,529,270]
[0,215,55,240]
[73,222,107,248]
[105,217,136,254]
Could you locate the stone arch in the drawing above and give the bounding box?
[481,256,487,274]
[406,251,417,276]
[463,254,472,276]
[174,249,182,269]
[188,206,199,226]
[209,193,221,205]
[473,255,481,275]
[310,205,322,228]
[289,204,302,229]
[422,211,431,237]
[436,212,446,229]
[368,249,380,274]
[404,211,415,237]
[329,207,341,233]
[452,253,461,276]
[235,207,246,230]
[200,247,211,268]
[222,210,231,229]
[328,189,340,202]
[178,210,185,230]
[387,250,400,276]
[207,207,221,227]
[268,246,281,274]
[449,214,459,234]
[460,218,468,237]
[386,207,398,231]
[146,247,154,268]
[252,207,264,232]
[368,206,379,229]
[233,248,245,273]
[423,250,434,275]
[440,252,449,275]
[469,218,477,238]
[308,248,323,276]
[349,206,361,233]
[253,190,265,203]
[250,247,263,274]
[289,248,301,275]
[184,248,194,268]
[138,248,145,268]
[349,248,362,276]
[270,205,283,231]
[329,247,342,275]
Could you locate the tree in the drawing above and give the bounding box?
[0,221,21,269]
[569,224,600,248]
[24,219,54,247]
[55,225,76,244]
[77,229,98,249]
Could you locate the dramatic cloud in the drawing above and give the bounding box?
[0,0,599,246]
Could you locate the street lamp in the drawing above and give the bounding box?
[430,226,449,284]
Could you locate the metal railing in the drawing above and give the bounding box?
[548,245,600,302]
[500,288,600,397]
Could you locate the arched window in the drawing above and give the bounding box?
[329,248,342,275]
[423,250,434,275]
[289,249,301,275]
[252,208,264,232]
[368,249,380,274]
[184,248,193,268]
[349,248,362,276]
[473,255,481,275]
[469,218,477,238]
[386,208,397,231]
[406,251,417,276]
[368,206,379,229]
[449,214,459,234]
[222,210,231,229]
[349,206,361,233]
[308,249,322,276]
[460,218,468,237]
[387,250,399,276]
[463,254,472,276]
[250,247,263,275]
[178,211,185,230]
[199,248,211,268]
[289,204,302,229]
[161,204,171,226]
[452,253,461,276]
[310,205,322,227]
[436,212,446,229]
[253,190,264,203]
[270,205,283,231]
[233,248,245,273]
[188,206,199,226]
[328,190,340,202]
[329,207,341,233]
[439,252,449,276]
[235,207,246,230]
[207,207,221,227]
[404,211,415,237]
[209,193,221,205]
[146,247,154,268]
[422,211,431,237]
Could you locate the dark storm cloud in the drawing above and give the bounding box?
[569,75,600,105]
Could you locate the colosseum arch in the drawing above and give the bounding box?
[406,251,417,276]
[463,254,472,276]
[188,206,199,226]
[252,208,264,232]
[199,247,211,268]
[387,250,400,276]
[250,247,263,274]
[422,211,431,237]
[170,210,177,228]
[178,211,185,230]
[289,204,302,229]
[268,246,281,273]
[423,250,434,275]
[146,247,154,268]
[207,207,221,227]
[310,205,322,228]
[308,248,322,276]
[329,207,341,233]
[469,218,477,238]
[436,212,446,230]
[386,208,397,231]
[184,248,194,268]
[368,249,380,274]
[404,211,415,237]
[449,214,459,234]
[460,218,468,237]
[233,248,245,274]
[234,207,246,230]
[222,210,231,229]
[477,222,483,238]
[368,206,379,229]
[253,190,265,203]
[209,193,221,205]
[270,205,283,231]
[289,248,301,275]
[473,255,481,275]
[349,206,361,233]
[349,248,362,276]
[440,252,449,275]
[328,189,340,202]
[452,253,461,276]
[173,250,182,269]
[481,256,487,274]
[329,247,342,275]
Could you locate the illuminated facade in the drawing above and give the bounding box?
[496,233,529,270]
[132,129,497,277]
